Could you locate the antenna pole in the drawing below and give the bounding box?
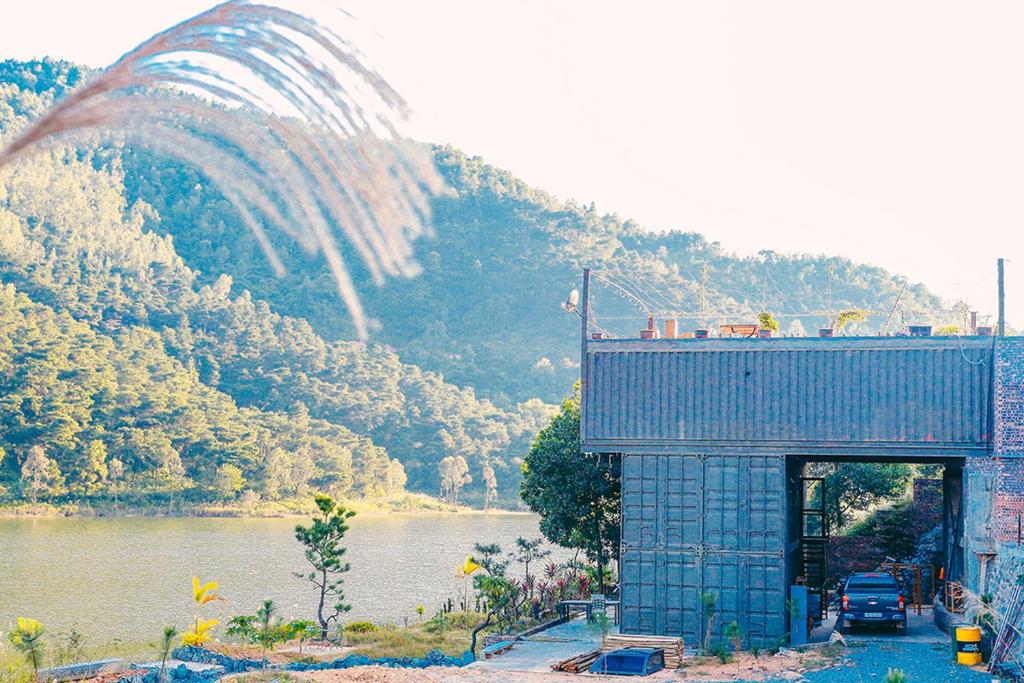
[880,281,907,335]
[700,264,708,330]
[580,268,591,444]
[826,264,836,329]
[998,258,1006,337]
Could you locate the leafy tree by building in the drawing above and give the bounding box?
[520,383,620,591]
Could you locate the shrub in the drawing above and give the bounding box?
[709,641,732,664]
[343,621,379,634]
[884,668,907,683]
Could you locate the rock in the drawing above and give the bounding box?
[828,630,848,647]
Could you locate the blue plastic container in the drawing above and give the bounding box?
[589,648,665,676]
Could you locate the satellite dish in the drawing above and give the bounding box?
[562,289,579,314]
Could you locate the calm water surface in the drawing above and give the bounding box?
[0,513,562,646]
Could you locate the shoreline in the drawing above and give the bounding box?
[0,503,531,519]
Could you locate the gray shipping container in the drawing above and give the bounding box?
[620,452,787,644]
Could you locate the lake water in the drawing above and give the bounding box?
[0,513,563,647]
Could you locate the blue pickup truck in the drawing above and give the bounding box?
[838,572,907,635]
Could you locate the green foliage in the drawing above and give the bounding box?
[700,592,717,655]
[520,384,620,590]
[294,494,356,636]
[813,462,913,532]
[724,620,742,654]
[213,464,245,500]
[472,543,509,577]
[154,626,178,683]
[226,600,293,659]
[935,324,961,335]
[758,311,779,332]
[7,619,44,681]
[709,641,733,664]
[511,537,550,578]
[884,668,907,683]
[844,499,919,558]
[473,575,524,631]
[342,621,378,634]
[832,309,869,333]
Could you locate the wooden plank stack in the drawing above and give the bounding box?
[602,634,685,669]
[551,649,602,673]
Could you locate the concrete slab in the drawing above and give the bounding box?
[469,616,617,673]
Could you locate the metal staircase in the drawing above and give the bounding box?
[799,477,830,621]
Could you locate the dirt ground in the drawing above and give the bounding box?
[286,645,843,682]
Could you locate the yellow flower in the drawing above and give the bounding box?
[181,618,219,646]
[192,577,224,606]
[9,617,43,645]
[460,555,482,576]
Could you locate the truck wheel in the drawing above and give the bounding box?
[895,622,907,636]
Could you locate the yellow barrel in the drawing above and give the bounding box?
[954,624,982,665]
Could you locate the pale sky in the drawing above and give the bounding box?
[3,1,1023,325]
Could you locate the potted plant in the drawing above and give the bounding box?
[828,310,868,337]
[758,312,779,338]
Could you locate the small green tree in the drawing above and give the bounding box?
[107,457,124,510]
[8,618,45,681]
[288,620,320,654]
[724,620,742,655]
[482,463,498,511]
[155,626,178,683]
[214,464,244,500]
[884,668,907,683]
[469,575,526,655]
[20,446,65,502]
[700,592,717,655]
[76,441,108,496]
[511,537,550,600]
[294,493,356,638]
[226,600,292,661]
[521,384,620,592]
[472,543,509,576]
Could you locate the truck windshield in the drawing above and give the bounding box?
[846,576,899,591]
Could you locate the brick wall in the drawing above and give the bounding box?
[963,339,1024,619]
[990,339,1024,545]
[995,337,1024,456]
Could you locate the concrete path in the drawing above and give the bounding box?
[469,616,616,673]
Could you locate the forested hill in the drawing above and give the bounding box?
[0,58,955,509]
[0,59,553,508]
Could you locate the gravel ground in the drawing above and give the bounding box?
[783,641,996,683]
[288,641,1001,682]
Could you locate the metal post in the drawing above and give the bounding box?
[998,258,1005,337]
[580,268,591,444]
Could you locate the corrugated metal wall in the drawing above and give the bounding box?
[584,339,993,451]
[620,453,788,643]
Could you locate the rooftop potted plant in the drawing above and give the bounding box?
[758,312,779,338]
